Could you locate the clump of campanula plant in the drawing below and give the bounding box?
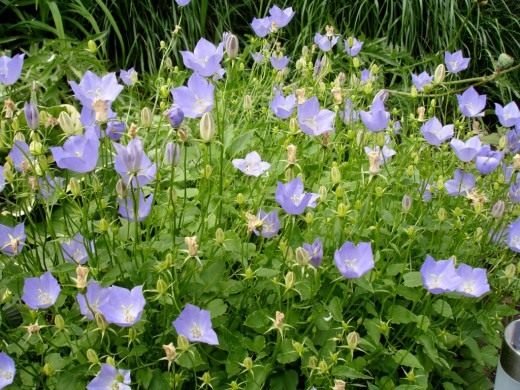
[0,1,519,388]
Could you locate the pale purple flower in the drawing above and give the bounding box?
[171,73,214,119]
[38,175,64,200]
[165,142,181,166]
[275,177,319,215]
[444,50,470,74]
[24,102,39,130]
[507,217,520,252]
[503,163,514,183]
[8,140,34,172]
[364,144,396,165]
[166,104,184,128]
[251,52,265,63]
[314,33,338,52]
[412,71,432,91]
[449,135,481,162]
[119,67,138,86]
[99,285,146,327]
[0,166,4,192]
[270,55,289,70]
[0,53,24,85]
[173,304,219,345]
[50,128,99,173]
[509,177,520,203]
[303,238,323,267]
[334,241,374,278]
[475,145,503,175]
[0,352,15,389]
[106,120,126,141]
[114,138,156,187]
[420,255,461,294]
[77,281,109,320]
[457,86,486,117]
[444,169,475,196]
[118,190,153,222]
[269,5,295,29]
[341,98,359,124]
[270,91,296,119]
[360,69,373,84]
[175,0,191,6]
[421,182,433,202]
[61,233,92,265]
[420,117,454,146]
[181,38,224,78]
[0,222,25,256]
[22,272,61,310]
[251,17,271,38]
[253,210,280,238]
[506,125,520,154]
[344,38,363,57]
[297,97,335,136]
[454,264,490,298]
[232,151,270,177]
[359,94,390,132]
[495,102,520,128]
[87,364,131,390]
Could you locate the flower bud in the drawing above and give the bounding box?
[295,247,310,266]
[352,57,361,68]
[97,218,110,233]
[337,203,348,217]
[75,265,89,289]
[54,314,65,330]
[203,164,213,178]
[162,343,177,367]
[333,380,346,390]
[14,132,25,143]
[504,263,516,280]
[86,349,99,364]
[42,363,55,376]
[215,228,225,244]
[165,142,181,165]
[156,278,168,296]
[434,64,446,83]
[87,40,97,53]
[106,357,116,366]
[417,106,426,122]
[330,163,341,184]
[491,200,505,219]
[167,105,184,128]
[286,144,297,165]
[225,33,239,59]
[319,185,327,201]
[140,107,153,127]
[401,194,412,213]
[437,207,447,222]
[24,102,39,130]
[331,87,342,104]
[284,271,295,290]
[68,178,81,197]
[289,117,298,133]
[177,335,190,351]
[29,140,43,156]
[497,53,514,70]
[185,236,198,257]
[200,112,215,142]
[3,99,15,119]
[242,357,254,372]
[346,331,360,350]
[273,311,285,330]
[95,312,108,331]
[58,110,81,135]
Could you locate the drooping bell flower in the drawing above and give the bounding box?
[444,169,475,196]
[119,67,138,86]
[106,120,126,141]
[449,135,481,162]
[7,140,34,172]
[454,264,490,298]
[303,238,323,267]
[118,190,153,222]
[232,151,270,177]
[270,91,296,119]
[173,304,219,345]
[411,71,432,92]
[181,38,225,78]
[344,37,363,57]
[420,117,454,146]
[252,210,280,238]
[61,233,93,265]
[359,93,390,132]
[77,281,110,320]
[495,102,520,128]
[475,145,503,175]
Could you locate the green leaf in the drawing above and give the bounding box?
[403,272,423,287]
[388,305,417,324]
[331,365,373,380]
[433,299,453,318]
[244,309,270,332]
[176,348,206,369]
[328,296,343,322]
[270,370,298,390]
[276,339,299,364]
[207,298,227,318]
[393,350,423,369]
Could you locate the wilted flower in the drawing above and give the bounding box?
[98,285,146,327]
[50,128,99,173]
[253,210,280,238]
[77,281,109,320]
[411,71,433,92]
[0,222,26,256]
[173,304,219,345]
[314,33,339,52]
[61,233,93,265]
[22,272,61,310]
[359,94,390,132]
[457,87,486,117]
[114,137,156,187]
[171,73,214,119]
[449,135,482,162]
[420,255,461,294]
[118,190,153,222]
[165,142,181,165]
[232,151,270,176]
[119,67,138,86]
[270,91,296,119]
[334,241,374,278]
[0,53,24,85]
[270,55,289,70]
[444,169,475,196]
[475,145,503,174]
[495,102,520,128]
[420,117,454,146]
[297,96,335,136]
[24,102,39,130]
[444,50,470,73]
[303,238,323,267]
[364,142,396,174]
[0,352,15,388]
[344,37,363,57]
[454,264,490,298]
[275,177,319,215]
[87,364,131,390]
[181,38,224,78]
[506,217,520,252]
[8,140,34,172]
